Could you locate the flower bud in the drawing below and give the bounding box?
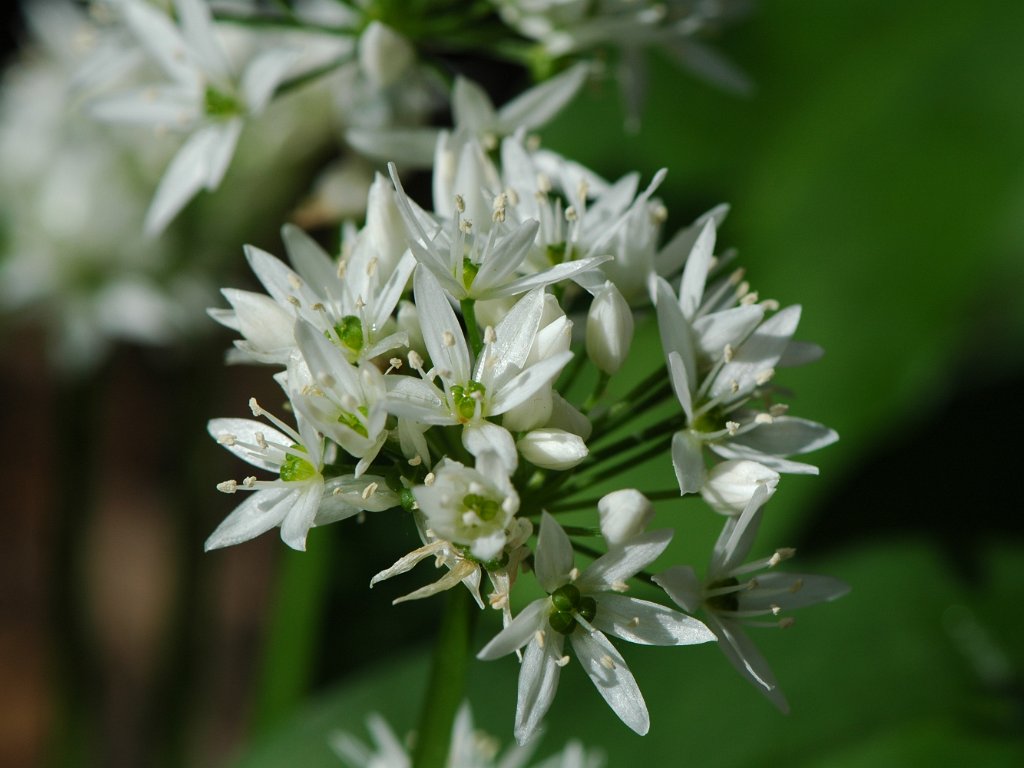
[358,22,414,89]
[598,489,653,547]
[516,429,588,470]
[586,281,634,374]
[701,460,779,516]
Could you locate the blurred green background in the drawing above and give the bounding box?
[5,0,1023,766]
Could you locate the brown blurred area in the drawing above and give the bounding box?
[0,328,286,768]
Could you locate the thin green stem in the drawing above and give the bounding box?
[411,588,474,768]
[555,434,674,499]
[592,376,673,436]
[588,418,679,462]
[460,298,483,358]
[582,371,611,413]
[275,56,354,98]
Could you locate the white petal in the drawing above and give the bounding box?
[694,305,764,358]
[208,417,290,471]
[463,421,518,473]
[280,479,324,550]
[576,529,673,592]
[346,127,440,166]
[730,416,839,457]
[654,277,697,394]
[476,288,545,388]
[678,219,717,320]
[597,489,653,548]
[414,266,471,384]
[712,484,770,574]
[452,76,496,134]
[701,460,779,516]
[704,614,788,713]
[535,512,574,593]
[514,633,565,746]
[570,630,649,735]
[489,352,572,415]
[477,598,549,660]
[671,429,705,495]
[204,487,293,550]
[741,573,850,612]
[241,47,300,113]
[496,62,588,131]
[221,288,294,353]
[652,565,703,614]
[592,594,715,646]
[712,305,802,400]
[281,224,340,296]
[89,86,198,126]
[122,0,196,85]
[145,120,242,235]
[175,0,231,81]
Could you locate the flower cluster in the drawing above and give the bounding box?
[207,120,847,742]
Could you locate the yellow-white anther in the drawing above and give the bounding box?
[755,368,776,386]
[287,274,302,290]
[568,567,580,582]
[361,482,378,500]
[454,194,465,213]
[611,580,629,593]
[484,326,496,344]
[556,655,571,667]
[424,472,436,486]
[600,655,616,670]
[287,295,301,307]
[408,455,422,467]
[217,433,237,446]
[243,476,257,488]
[407,350,424,370]
[217,480,238,493]
[723,344,734,362]
[769,403,789,417]
[535,629,546,648]
[755,413,774,425]
[459,219,473,234]
[726,421,740,436]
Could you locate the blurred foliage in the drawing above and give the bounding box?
[235,0,1024,764]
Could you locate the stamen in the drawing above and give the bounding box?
[217,433,236,446]
[568,567,580,582]
[454,194,465,213]
[311,302,325,312]
[723,344,734,362]
[755,413,774,425]
[255,432,268,450]
[442,331,456,348]
[484,326,496,344]
[242,476,256,488]
[362,482,378,500]
[600,655,616,670]
[556,655,571,667]
[286,295,301,307]
[407,350,425,371]
[317,372,336,388]
[725,421,740,436]
[459,219,473,234]
[610,580,629,593]
[287,274,302,291]
[535,629,545,648]
[408,455,422,467]
[424,473,436,487]
[769,548,796,566]
[769,403,789,417]
[755,368,776,386]
[217,480,237,493]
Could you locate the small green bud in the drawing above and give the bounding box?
[463,493,501,521]
[549,610,577,635]
[550,583,581,612]
[279,447,316,482]
[578,596,597,623]
[329,315,364,356]
[204,86,241,117]
[461,257,479,290]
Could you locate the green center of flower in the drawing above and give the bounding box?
[461,257,479,291]
[337,405,369,438]
[279,446,316,483]
[548,583,597,635]
[690,405,727,435]
[450,380,486,421]
[705,577,740,613]
[462,492,500,522]
[330,315,364,357]
[204,86,242,118]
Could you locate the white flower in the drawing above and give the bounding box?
[516,429,588,470]
[90,0,302,233]
[597,489,653,548]
[207,397,395,550]
[210,216,414,365]
[387,269,572,471]
[414,454,519,562]
[478,512,714,744]
[654,485,850,712]
[331,703,604,768]
[651,218,838,495]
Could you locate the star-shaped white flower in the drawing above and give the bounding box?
[478,510,714,744]
[207,397,396,550]
[654,485,850,712]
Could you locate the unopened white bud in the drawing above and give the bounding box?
[586,282,634,374]
[516,429,588,470]
[598,489,654,547]
[701,460,779,516]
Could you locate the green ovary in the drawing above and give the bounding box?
[461,257,479,291]
[279,448,316,482]
[705,577,740,613]
[204,86,242,117]
[337,406,369,438]
[548,584,597,635]
[331,315,364,357]
[463,492,500,522]
[450,380,486,421]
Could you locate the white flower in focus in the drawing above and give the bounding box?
[654,485,850,712]
[414,453,519,562]
[207,397,395,550]
[478,511,714,744]
[387,269,573,471]
[91,0,303,233]
[210,218,414,365]
[651,218,838,496]
[586,281,633,374]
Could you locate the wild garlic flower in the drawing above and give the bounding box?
[478,511,714,744]
[654,485,849,712]
[208,397,395,550]
[331,703,604,767]
[387,270,573,471]
[90,0,303,233]
[652,218,838,496]
[210,216,414,366]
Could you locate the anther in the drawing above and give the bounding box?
[243,476,256,488]
[454,194,465,213]
[506,188,520,206]
[366,257,378,277]
[362,482,378,500]
[442,331,456,348]
[255,432,268,450]
[779,617,795,629]
[318,372,336,388]
[217,433,237,446]
[723,344,734,362]
[311,302,325,312]
[387,357,403,373]
[726,421,740,435]
[741,291,760,306]
[729,268,746,285]
[535,629,546,648]
[568,567,580,582]
[600,655,616,670]
[652,204,668,223]
[459,219,473,234]
[770,604,782,616]
[761,299,780,311]
[484,326,496,344]
[556,655,571,667]
[249,397,262,416]
[628,617,640,627]
[408,455,422,467]
[789,578,804,593]
[729,380,740,394]
[537,173,551,194]
[217,480,238,493]
[424,473,436,487]
[611,580,629,593]
[755,413,774,425]
[769,403,789,417]
[577,179,589,200]
[287,295,301,307]
[755,368,776,386]
[769,548,796,566]
[407,350,424,370]
[565,206,578,222]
